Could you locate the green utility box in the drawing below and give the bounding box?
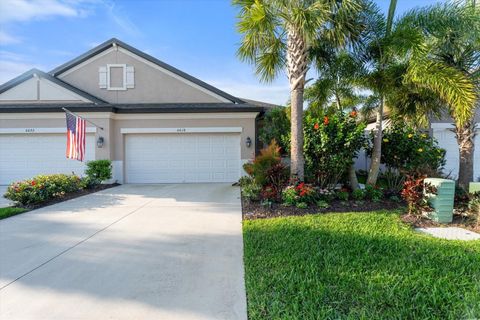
[424,178,455,223]
[469,182,480,194]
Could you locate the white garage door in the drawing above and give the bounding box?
[0,133,95,185]
[125,133,241,183]
[433,128,480,181]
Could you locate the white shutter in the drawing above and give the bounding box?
[126,66,135,88]
[99,66,107,89]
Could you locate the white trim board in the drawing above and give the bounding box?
[121,127,243,134]
[0,127,96,134]
[0,112,258,120]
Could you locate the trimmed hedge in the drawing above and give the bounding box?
[85,160,112,184]
[4,174,84,206]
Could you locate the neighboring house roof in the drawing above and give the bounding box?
[241,98,280,109]
[0,103,264,113]
[49,38,245,104]
[0,68,108,105]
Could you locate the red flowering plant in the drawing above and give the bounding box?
[304,112,366,188]
[281,180,317,206]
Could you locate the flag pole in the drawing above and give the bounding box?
[62,107,104,130]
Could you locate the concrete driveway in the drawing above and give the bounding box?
[0,186,11,207]
[0,184,246,320]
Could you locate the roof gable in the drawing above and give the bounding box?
[50,38,244,104]
[0,69,107,104]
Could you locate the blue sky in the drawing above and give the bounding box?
[0,0,442,104]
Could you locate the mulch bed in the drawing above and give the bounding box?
[401,213,480,233]
[18,183,120,211]
[242,198,405,220]
[242,197,480,233]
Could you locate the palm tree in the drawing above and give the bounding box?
[356,0,398,186]
[305,46,365,116]
[233,0,362,180]
[400,2,479,189]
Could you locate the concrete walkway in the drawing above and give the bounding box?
[0,184,246,320]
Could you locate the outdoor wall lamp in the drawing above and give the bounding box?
[97,137,104,148]
[246,137,252,148]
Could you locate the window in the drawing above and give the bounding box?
[107,64,126,90]
[99,65,135,90]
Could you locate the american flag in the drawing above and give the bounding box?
[66,112,86,161]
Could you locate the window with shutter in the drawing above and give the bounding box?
[99,66,107,88]
[126,66,135,88]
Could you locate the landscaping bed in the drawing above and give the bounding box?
[402,212,480,233]
[242,198,404,219]
[243,211,480,320]
[18,183,119,211]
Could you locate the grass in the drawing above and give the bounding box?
[243,211,480,320]
[0,207,27,220]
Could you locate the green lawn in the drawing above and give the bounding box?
[0,207,27,220]
[243,211,480,320]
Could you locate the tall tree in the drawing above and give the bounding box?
[401,2,479,189]
[358,0,398,186]
[233,0,362,180]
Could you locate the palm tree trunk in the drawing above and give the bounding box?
[286,26,308,180]
[290,88,305,179]
[349,164,359,190]
[455,120,476,190]
[367,96,384,185]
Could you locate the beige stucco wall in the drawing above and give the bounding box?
[58,48,229,104]
[0,112,257,183]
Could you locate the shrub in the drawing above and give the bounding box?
[352,189,366,201]
[316,200,330,208]
[317,188,336,201]
[467,192,480,226]
[365,185,383,202]
[85,160,112,185]
[258,107,290,154]
[281,182,317,206]
[336,190,349,201]
[401,175,436,215]
[4,174,83,206]
[240,177,262,202]
[296,202,308,209]
[243,140,289,197]
[368,122,446,176]
[304,112,365,188]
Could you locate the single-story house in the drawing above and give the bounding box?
[0,38,267,185]
[355,112,480,181]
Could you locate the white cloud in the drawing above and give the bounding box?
[209,79,290,106]
[0,51,44,83]
[0,0,80,23]
[103,0,141,36]
[0,30,20,44]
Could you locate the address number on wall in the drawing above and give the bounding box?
[176,128,186,133]
[25,128,35,133]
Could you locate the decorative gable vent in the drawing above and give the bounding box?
[98,65,135,90]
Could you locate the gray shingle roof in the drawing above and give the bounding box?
[49,38,245,104]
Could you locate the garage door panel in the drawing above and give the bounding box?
[125,133,241,183]
[0,133,95,185]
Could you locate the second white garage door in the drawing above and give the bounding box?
[0,133,95,185]
[125,133,241,183]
